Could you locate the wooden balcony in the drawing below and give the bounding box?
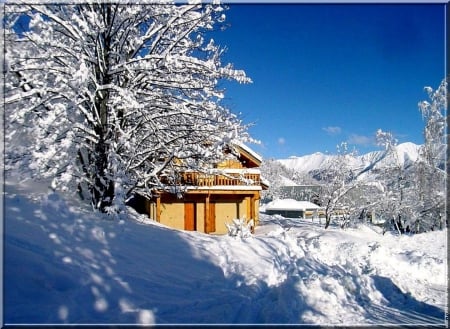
[181,171,261,187]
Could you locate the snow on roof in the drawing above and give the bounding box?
[233,141,263,163]
[260,176,270,188]
[265,199,323,211]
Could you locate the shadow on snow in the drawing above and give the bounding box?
[4,183,311,324]
[4,183,446,325]
[367,275,446,325]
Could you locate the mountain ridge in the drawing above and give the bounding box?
[277,142,421,178]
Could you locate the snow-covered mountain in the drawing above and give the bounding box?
[277,142,421,179]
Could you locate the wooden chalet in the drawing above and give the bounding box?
[142,143,268,234]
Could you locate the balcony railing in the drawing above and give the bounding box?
[181,171,261,187]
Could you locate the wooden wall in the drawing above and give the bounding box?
[146,191,260,234]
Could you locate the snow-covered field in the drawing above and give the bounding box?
[4,176,448,325]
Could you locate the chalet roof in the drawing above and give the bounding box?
[232,141,262,168]
[260,177,270,190]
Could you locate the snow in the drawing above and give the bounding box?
[5,4,254,213]
[278,175,298,186]
[280,152,332,173]
[278,142,421,175]
[233,140,263,163]
[265,199,322,211]
[4,175,447,325]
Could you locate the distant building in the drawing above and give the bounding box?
[264,199,325,219]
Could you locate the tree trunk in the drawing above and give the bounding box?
[394,215,404,235]
[324,214,331,229]
[91,4,114,212]
[324,200,332,229]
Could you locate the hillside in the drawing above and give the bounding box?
[4,174,447,325]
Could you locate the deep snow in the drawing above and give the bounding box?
[3,176,448,325]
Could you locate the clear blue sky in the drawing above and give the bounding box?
[213,3,446,159]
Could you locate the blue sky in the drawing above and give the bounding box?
[213,3,446,159]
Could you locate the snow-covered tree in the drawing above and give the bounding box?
[259,159,294,202]
[374,79,447,234]
[374,129,418,234]
[414,78,447,231]
[4,3,252,214]
[315,142,361,229]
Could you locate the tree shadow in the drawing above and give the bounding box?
[3,182,313,325]
[4,181,447,325]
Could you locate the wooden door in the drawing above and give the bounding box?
[205,202,216,233]
[184,202,196,231]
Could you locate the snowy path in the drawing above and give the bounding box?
[252,215,447,325]
[3,179,448,325]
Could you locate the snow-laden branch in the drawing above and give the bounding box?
[30,5,83,41]
[5,2,252,214]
